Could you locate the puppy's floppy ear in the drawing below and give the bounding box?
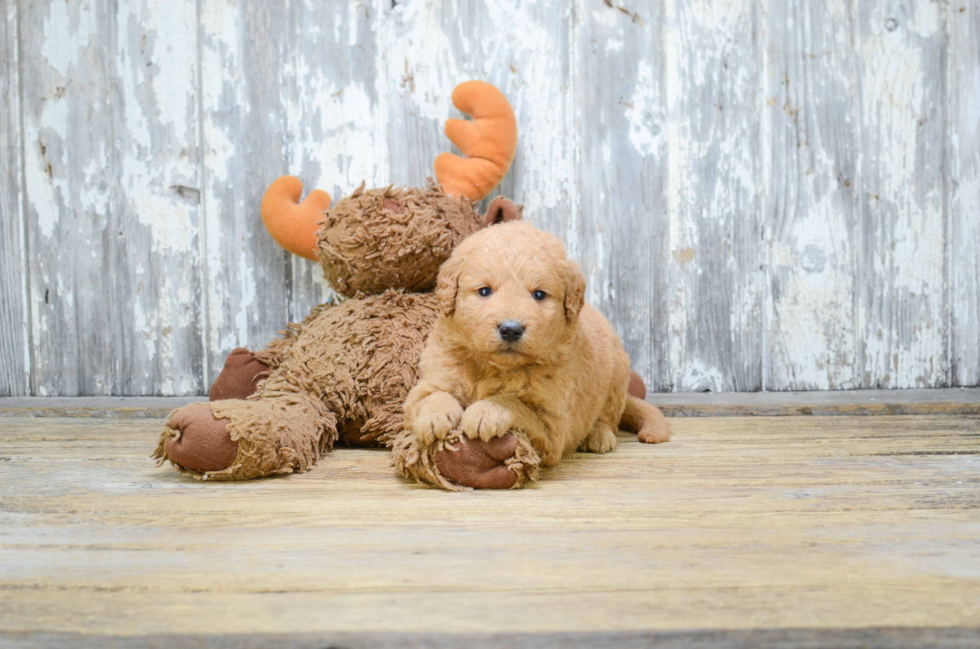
[481,197,523,227]
[563,261,586,322]
[435,253,465,317]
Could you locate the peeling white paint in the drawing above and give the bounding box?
[25,98,69,240]
[40,2,97,78]
[858,0,946,388]
[625,61,659,156]
[385,1,460,123]
[665,0,764,391]
[8,0,978,395]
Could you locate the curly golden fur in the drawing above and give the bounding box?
[403,222,670,470]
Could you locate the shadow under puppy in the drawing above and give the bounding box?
[400,219,671,489]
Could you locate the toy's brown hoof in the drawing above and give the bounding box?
[165,403,239,473]
[436,434,519,489]
[628,372,646,400]
[209,347,270,401]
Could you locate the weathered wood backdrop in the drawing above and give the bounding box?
[1,0,978,396]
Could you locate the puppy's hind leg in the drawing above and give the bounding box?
[578,423,617,454]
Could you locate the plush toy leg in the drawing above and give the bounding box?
[628,371,647,400]
[154,393,337,481]
[208,318,312,401]
[209,348,271,401]
[390,427,539,492]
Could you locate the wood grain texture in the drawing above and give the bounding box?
[0,0,29,396]
[576,0,670,391]
[665,0,765,391]
[5,628,980,649]
[280,0,385,325]
[857,1,948,388]
[948,1,980,387]
[19,0,204,396]
[199,0,292,385]
[200,0,385,385]
[764,0,860,390]
[1,413,978,638]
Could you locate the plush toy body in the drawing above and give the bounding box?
[162,290,437,480]
[154,82,542,488]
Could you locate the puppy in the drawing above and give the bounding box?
[403,220,670,470]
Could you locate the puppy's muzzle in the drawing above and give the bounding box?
[498,320,525,343]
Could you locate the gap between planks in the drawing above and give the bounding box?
[0,388,978,419]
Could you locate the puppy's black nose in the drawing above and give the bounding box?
[498,320,525,343]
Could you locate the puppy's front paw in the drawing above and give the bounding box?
[461,400,515,442]
[579,426,617,454]
[412,393,464,444]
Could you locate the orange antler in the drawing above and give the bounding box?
[434,81,518,202]
[259,176,332,260]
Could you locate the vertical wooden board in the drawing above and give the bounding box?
[20,0,203,395]
[281,0,387,323]
[383,0,575,237]
[664,0,765,391]
[948,1,980,386]
[200,0,387,381]
[20,0,104,395]
[111,0,204,395]
[200,0,292,384]
[763,0,860,391]
[575,1,669,390]
[0,0,30,395]
[856,1,947,388]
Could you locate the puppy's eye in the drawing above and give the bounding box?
[478,287,492,297]
[532,290,547,302]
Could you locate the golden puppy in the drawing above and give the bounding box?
[403,220,670,473]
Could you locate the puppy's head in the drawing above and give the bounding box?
[436,221,586,367]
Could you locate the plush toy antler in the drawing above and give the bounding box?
[260,176,331,260]
[435,81,518,202]
[259,81,516,260]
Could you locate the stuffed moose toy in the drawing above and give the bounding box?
[155,81,646,490]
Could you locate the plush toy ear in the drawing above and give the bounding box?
[435,254,465,318]
[481,197,523,227]
[563,261,586,322]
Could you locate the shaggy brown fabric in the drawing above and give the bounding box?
[155,389,339,481]
[157,291,439,479]
[318,182,483,297]
[209,348,271,401]
[390,426,539,492]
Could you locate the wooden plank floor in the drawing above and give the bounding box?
[1,410,979,647]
